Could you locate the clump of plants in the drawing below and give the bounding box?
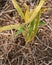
[0,0,46,43]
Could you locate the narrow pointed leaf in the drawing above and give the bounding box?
[24,3,30,22]
[25,9,30,22]
[26,20,34,42]
[26,11,40,43]
[34,11,40,36]
[26,0,45,23]
[12,0,24,19]
[0,24,21,32]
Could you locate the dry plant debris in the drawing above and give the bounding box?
[0,0,52,65]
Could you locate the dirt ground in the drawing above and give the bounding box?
[0,0,52,65]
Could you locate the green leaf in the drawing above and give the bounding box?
[39,21,45,26]
[12,0,25,20]
[26,11,40,43]
[26,19,34,42]
[15,26,25,36]
[34,11,40,36]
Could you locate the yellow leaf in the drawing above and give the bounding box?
[26,0,46,23]
[23,3,29,10]
[25,9,30,22]
[0,24,21,32]
[12,0,24,20]
[23,3,30,22]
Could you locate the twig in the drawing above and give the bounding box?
[0,9,15,16]
[46,25,52,31]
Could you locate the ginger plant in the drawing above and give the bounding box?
[0,0,46,43]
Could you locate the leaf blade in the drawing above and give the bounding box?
[15,26,25,36]
[12,0,25,19]
[25,9,30,22]
[26,0,46,23]
[26,20,34,42]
